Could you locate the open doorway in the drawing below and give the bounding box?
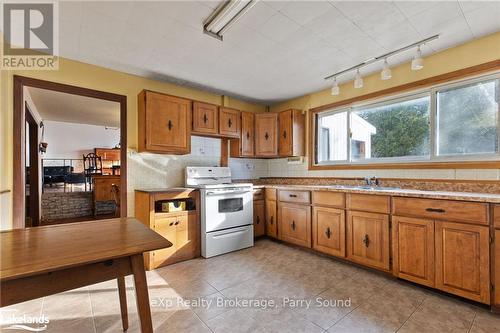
[13,76,127,228]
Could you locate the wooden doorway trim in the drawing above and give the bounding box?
[25,102,40,226]
[13,75,128,229]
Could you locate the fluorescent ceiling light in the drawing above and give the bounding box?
[204,0,257,40]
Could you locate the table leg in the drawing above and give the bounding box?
[130,254,153,333]
[117,277,128,331]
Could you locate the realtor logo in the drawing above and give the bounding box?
[1,1,58,70]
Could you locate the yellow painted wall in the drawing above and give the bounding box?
[0,55,266,229]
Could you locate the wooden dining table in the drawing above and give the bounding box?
[0,218,172,333]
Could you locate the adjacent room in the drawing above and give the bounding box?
[1,1,500,333]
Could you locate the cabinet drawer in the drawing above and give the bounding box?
[279,190,310,204]
[253,188,264,201]
[312,191,345,208]
[347,194,390,214]
[392,197,488,225]
[265,188,277,201]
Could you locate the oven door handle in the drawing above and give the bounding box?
[205,190,252,196]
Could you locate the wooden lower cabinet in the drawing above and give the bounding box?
[312,206,345,257]
[266,199,278,238]
[346,210,390,271]
[435,221,490,304]
[153,212,199,267]
[254,200,265,237]
[495,229,500,309]
[392,216,434,287]
[279,202,311,248]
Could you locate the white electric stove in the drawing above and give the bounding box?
[185,167,254,258]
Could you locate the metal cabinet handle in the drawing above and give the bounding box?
[362,234,370,247]
[283,130,287,139]
[169,222,174,226]
[289,194,297,198]
[325,227,331,239]
[203,114,208,124]
[264,132,269,140]
[256,216,260,224]
[270,216,274,225]
[426,208,445,213]
[291,220,296,230]
[175,221,179,225]
[246,132,250,139]
[167,120,173,130]
[228,118,232,128]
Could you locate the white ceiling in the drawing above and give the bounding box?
[56,1,500,105]
[27,87,121,127]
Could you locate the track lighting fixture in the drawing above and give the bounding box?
[331,77,339,96]
[411,46,424,71]
[381,59,392,80]
[354,70,363,89]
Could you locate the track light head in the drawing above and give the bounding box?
[354,70,363,89]
[381,59,392,80]
[331,77,339,96]
[411,46,424,70]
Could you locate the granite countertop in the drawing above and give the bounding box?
[252,184,500,203]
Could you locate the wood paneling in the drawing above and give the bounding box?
[392,197,488,225]
[253,200,265,237]
[265,199,278,239]
[312,191,345,208]
[392,216,435,287]
[279,202,311,248]
[435,221,490,304]
[278,109,305,157]
[278,190,311,204]
[347,193,390,214]
[312,207,345,257]
[138,90,191,154]
[219,107,240,138]
[346,210,390,271]
[255,113,278,157]
[192,101,218,135]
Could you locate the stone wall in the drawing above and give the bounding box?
[41,192,116,221]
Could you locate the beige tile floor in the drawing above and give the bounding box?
[2,239,500,333]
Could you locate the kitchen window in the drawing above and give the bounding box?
[313,73,500,167]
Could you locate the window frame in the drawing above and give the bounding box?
[311,71,500,169]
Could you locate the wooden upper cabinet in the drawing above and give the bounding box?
[138,90,191,154]
[346,210,390,271]
[392,216,434,287]
[278,109,305,157]
[312,206,345,258]
[255,113,278,157]
[192,101,218,135]
[230,111,254,157]
[435,221,490,304]
[219,107,240,138]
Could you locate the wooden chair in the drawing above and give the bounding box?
[83,153,102,191]
[111,183,120,217]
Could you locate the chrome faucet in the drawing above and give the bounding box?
[364,176,380,187]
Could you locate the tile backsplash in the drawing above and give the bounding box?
[127,138,499,216]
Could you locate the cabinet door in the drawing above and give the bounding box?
[193,101,218,135]
[255,113,278,157]
[346,211,390,270]
[153,216,178,266]
[174,213,200,262]
[254,200,265,237]
[219,107,240,138]
[495,229,500,308]
[435,221,490,304]
[392,216,434,287]
[278,110,293,156]
[265,200,277,238]
[279,203,311,248]
[140,91,191,154]
[312,207,345,257]
[240,111,255,156]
